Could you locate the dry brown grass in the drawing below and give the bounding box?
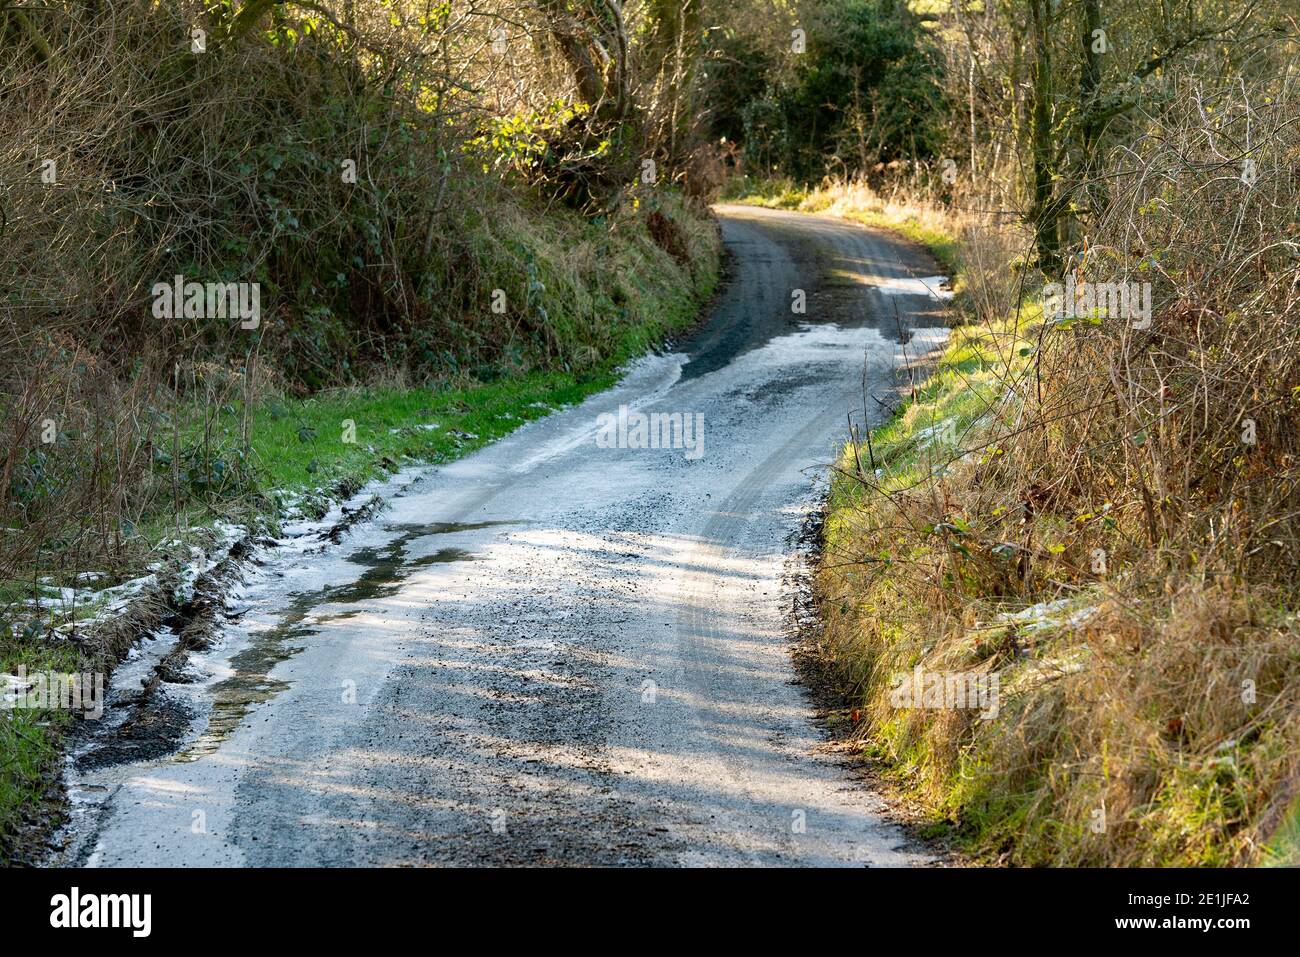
[814,68,1300,865]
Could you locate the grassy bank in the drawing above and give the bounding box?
[785,170,1299,866]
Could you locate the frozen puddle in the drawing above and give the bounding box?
[173,520,515,762]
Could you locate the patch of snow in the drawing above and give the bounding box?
[913,418,958,448]
[999,598,1097,633]
[874,275,954,301]
[1,672,32,707]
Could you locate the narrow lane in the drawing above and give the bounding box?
[66,205,951,867]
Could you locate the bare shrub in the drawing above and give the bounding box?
[816,63,1300,864]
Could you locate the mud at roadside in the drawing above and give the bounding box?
[785,504,965,865]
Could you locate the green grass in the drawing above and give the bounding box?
[205,366,655,514]
[814,250,1046,860]
[1263,799,1300,866]
[0,605,83,864]
[819,246,1035,533]
[720,175,811,209]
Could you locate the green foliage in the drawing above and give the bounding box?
[702,29,776,148]
[152,439,258,501]
[705,0,945,180]
[469,101,591,176]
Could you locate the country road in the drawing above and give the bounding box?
[60,205,951,867]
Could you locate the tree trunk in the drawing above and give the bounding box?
[540,0,628,120]
[1028,0,1061,271]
